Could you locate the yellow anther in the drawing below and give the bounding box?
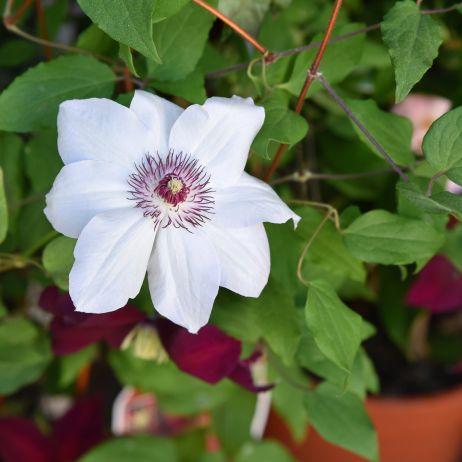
[167,178,183,194]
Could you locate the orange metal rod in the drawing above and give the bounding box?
[264,0,343,182]
[192,0,267,54]
[35,0,52,60]
[4,0,33,25]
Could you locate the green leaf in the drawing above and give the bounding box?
[0,133,24,232]
[235,441,296,462]
[17,200,53,252]
[270,367,308,440]
[0,55,116,132]
[319,136,390,201]
[282,23,365,97]
[198,454,226,462]
[25,129,62,193]
[77,0,161,62]
[344,210,444,265]
[42,236,76,290]
[76,24,117,55]
[152,0,189,22]
[297,332,378,399]
[119,44,140,77]
[345,98,414,166]
[381,1,443,102]
[212,388,256,455]
[78,436,179,462]
[149,1,217,81]
[150,70,206,104]
[218,0,271,37]
[0,300,7,319]
[211,283,301,365]
[0,317,51,394]
[397,179,462,220]
[0,39,35,67]
[305,280,363,373]
[0,168,7,244]
[431,192,462,218]
[251,90,308,159]
[378,267,417,349]
[304,382,378,461]
[423,107,462,184]
[53,345,97,389]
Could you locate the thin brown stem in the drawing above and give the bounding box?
[315,73,408,181]
[271,168,393,185]
[4,0,33,25]
[426,171,445,196]
[264,0,343,182]
[35,0,52,60]
[297,212,332,286]
[288,199,340,230]
[422,2,462,14]
[122,67,134,93]
[191,0,268,54]
[275,24,381,61]
[3,23,118,65]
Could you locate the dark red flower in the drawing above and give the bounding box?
[0,398,105,462]
[157,319,272,393]
[0,418,51,462]
[50,397,105,461]
[407,255,462,313]
[39,287,146,355]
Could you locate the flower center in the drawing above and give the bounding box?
[127,152,214,230]
[154,174,189,207]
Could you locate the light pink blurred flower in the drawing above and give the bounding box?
[392,94,452,155]
[445,179,462,195]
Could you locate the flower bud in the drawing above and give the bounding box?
[121,324,169,363]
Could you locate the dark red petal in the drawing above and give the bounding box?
[157,320,241,384]
[228,361,274,394]
[0,417,51,462]
[407,255,462,313]
[51,397,106,461]
[49,318,108,355]
[41,288,147,355]
[39,286,86,322]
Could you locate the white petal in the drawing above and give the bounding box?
[130,90,183,154]
[206,224,270,297]
[45,160,130,238]
[148,229,221,333]
[168,96,264,188]
[214,172,300,228]
[70,208,155,313]
[58,98,156,167]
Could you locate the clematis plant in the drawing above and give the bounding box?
[2,1,462,460]
[44,91,299,333]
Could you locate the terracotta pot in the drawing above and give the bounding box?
[265,385,462,462]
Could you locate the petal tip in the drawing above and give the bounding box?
[292,213,302,229]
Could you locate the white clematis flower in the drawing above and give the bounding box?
[45,91,299,333]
